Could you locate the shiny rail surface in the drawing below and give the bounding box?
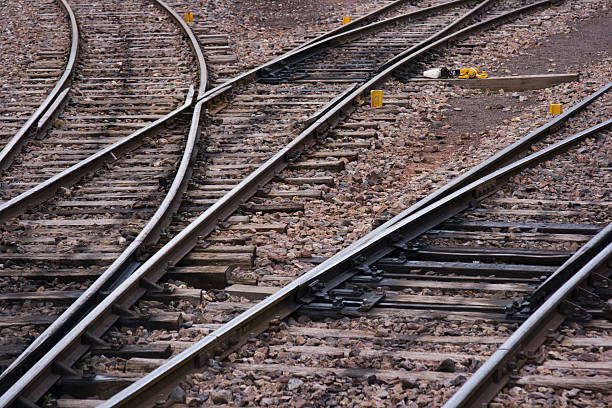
[0,0,79,170]
[105,112,610,407]
[0,0,207,403]
[444,223,612,408]
[0,0,495,405]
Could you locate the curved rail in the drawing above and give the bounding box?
[0,0,208,223]
[296,0,420,49]
[444,223,612,408]
[103,117,612,407]
[153,0,207,96]
[0,1,495,405]
[0,87,193,387]
[0,92,204,404]
[0,0,470,225]
[0,0,209,402]
[197,0,476,100]
[0,91,193,224]
[0,0,79,170]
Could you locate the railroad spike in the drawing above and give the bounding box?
[559,299,591,321]
[573,287,602,307]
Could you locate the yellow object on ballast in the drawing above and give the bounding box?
[371,90,383,108]
[550,104,563,115]
[342,16,351,25]
[457,68,488,79]
[185,12,194,23]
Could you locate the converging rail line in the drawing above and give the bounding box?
[1,0,608,406]
[0,0,78,168]
[0,0,207,405]
[0,0,199,200]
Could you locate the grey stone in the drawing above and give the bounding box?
[436,358,456,372]
[168,386,186,403]
[287,378,303,391]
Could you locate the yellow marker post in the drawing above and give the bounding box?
[550,104,562,115]
[370,90,383,108]
[342,16,351,25]
[185,12,193,23]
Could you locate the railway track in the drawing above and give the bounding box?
[0,0,199,196]
[0,0,444,392]
[446,227,611,407]
[0,0,207,404]
[101,85,609,406]
[0,0,607,406]
[0,0,76,163]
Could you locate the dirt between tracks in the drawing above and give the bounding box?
[496,9,612,75]
[428,6,611,140]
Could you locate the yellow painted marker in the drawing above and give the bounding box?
[550,104,562,115]
[342,16,351,25]
[185,12,193,23]
[371,90,383,108]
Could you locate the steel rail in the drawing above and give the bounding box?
[0,2,500,405]
[513,213,612,315]
[0,89,195,388]
[152,0,207,96]
[0,0,208,224]
[0,0,469,225]
[443,223,612,408]
[0,90,192,224]
[0,100,204,407]
[0,0,209,403]
[0,0,79,171]
[296,0,423,50]
[197,0,476,100]
[102,116,610,407]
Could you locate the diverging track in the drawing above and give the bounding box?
[0,0,597,406]
[108,84,610,406]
